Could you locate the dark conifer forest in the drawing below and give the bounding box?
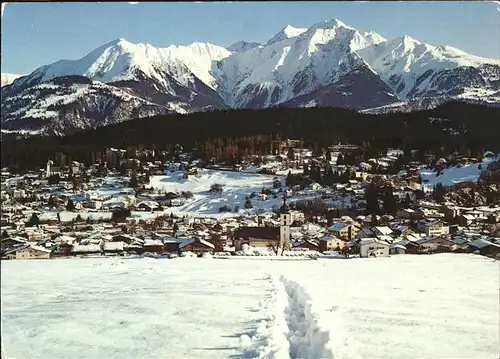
[1,101,499,171]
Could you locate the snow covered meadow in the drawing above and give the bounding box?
[144,169,294,218]
[2,254,498,359]
[421,157,497,187]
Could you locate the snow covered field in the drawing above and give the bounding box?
[421,157,496,187]
[2,254,498,359]
[146,170,290,218]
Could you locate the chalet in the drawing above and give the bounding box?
[418,219,447,237]
[318,234,345,253]
[392,225,413,237]
[468,238,500,257]
[458,214,476,227]
[389,242,407,255]
[414,236,455,253]
[233,227,280,250]
[109,234,141,244]
[71,241,125,256]
[441,205,460,220]
[89,200,103,210]
[141,239,166,254]
[160,237,186,252]
[136,201,159,211]
[327,223,360,241]
[405,241,421,254]
[169,198,186,207]
[356,227,375,238]
[4,244,52,260]
[292,239,319,251]
[180,238,215,254]
[53,242,74,257]
[396,208,416,220]
[1,237,27,251]
[373,226,393,237]
[358,238,390,258]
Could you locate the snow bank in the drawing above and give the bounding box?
[180,251,197,258]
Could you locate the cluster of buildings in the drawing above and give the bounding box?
[1,144,499,261]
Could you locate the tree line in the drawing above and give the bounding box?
[1,101,499,172]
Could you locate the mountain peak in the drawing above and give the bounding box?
[309,18,353,32]
[266,24,307,45]
[399,34,420,45]
[103,38,131,47]
[227,41,261,53]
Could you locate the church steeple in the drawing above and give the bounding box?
[279,194,291,255]
[279,195,290,214]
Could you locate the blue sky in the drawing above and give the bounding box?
[1,1,499,74]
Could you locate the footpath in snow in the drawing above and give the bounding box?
[243,275,350,359]
[242,254,499,359]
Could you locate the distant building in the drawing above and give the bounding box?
[358,238,390,258]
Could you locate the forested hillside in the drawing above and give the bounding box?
[1,102,499,171]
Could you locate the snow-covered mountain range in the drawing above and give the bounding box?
[2,18,499,135]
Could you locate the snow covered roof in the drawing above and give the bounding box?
[328,222,349,232]
[469,238,498,249]
[378,235,394,243]
[390,243,407,250]
[358,238,389,246]
[28,244,53,253]
[374,226,393,235]
[143,239,163,247]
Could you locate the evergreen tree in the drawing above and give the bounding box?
[337,154,344,166]
[303,163,310,177]
[130,170,138,188]
[325,150,332,162]
[341,169,352,183]
[66,198,75,211]
[365,184,380,215]
[48,196,56,209]
[382,190,398,215]
[323,166,334,186]
[404,193,412,207]
[433,183,446,203]
[285,171,294,188]
[244,197,253,209]
[28,213,41,227]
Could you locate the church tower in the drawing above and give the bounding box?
[46,160,53,178]
[279,196,291,254]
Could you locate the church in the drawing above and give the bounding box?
[232,198,292,254]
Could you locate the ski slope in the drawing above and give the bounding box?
[1,254,498,359]
[420,157,497,187]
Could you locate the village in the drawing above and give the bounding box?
[1,140,500,261]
